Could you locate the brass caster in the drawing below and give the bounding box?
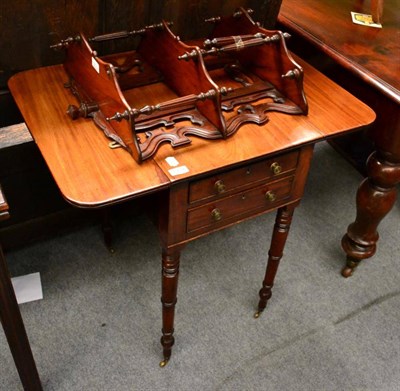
[159,359,169,368]
[342,257,360,278]
[254,311,262,319]
[341,266,354,278]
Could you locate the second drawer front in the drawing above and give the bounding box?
[187,177,293,233]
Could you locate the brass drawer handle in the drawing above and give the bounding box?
[265,191,277,202]
[214,180,226,194]
[211,208,222,221]
[270,162,282,175]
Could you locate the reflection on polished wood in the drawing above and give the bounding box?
[369,0,384,23]
[8,55,374,368]
[280,0,399,99]
[279,0,400,276]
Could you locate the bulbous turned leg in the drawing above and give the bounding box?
[159,247,181,367]
[342,151,400,277]
[255,206,295,318]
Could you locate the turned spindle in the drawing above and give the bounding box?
[106,88,231,122]
[88,22,173,43]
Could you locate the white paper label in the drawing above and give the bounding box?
[169,166,189,176]
[12,272,43,304]
[350,12,382,28]
[165,156,179,167]
[92,57,100,73]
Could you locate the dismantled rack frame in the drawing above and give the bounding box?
[52,8,308,163]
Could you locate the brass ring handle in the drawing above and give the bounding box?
[214,180,226,194]
[265,191,276,202]
[211,208,222,221]
[270,162,282,175]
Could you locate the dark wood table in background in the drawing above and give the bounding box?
[278,0,400,277]
[5,56,374,386]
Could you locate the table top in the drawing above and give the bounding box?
[279,0,400,104]
[8,57,375,208]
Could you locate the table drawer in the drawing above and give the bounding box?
[188,150,298,204]
[187,176,293,233]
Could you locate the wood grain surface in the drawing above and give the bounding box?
[8,66,169,208]
[8,57,375,207]
[279,0,400,103]
[154,56,375,182]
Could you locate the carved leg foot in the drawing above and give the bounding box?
[254,284,272,318]
[342,151,400,277]
[159,358,169,368]
[160,330,174,367]
[255,206,295,318]
[341,257,361,278]
[160,246,182,366]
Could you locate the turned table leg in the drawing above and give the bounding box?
[159,246,183,367]
[0,245,42,390]
[255,205,295,318]
[341,151,400,277]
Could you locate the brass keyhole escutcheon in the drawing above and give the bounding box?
[211,208,222,221]
[265,191,276,202]
[270,162,282,175]
[214,180,226,194]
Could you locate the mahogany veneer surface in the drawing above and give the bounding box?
[8,67,169,208]
[154,57,375,182]
[279,0,400,103]
[8,57,375,207]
